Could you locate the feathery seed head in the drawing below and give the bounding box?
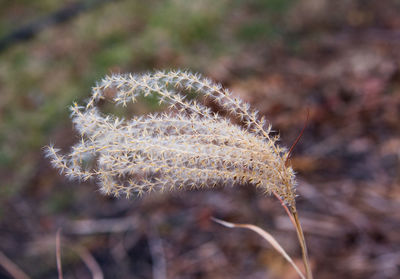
[45,70,297,207]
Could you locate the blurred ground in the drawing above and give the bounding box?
[0,0,400,278]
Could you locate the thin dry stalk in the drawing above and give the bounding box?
[274,193,313,279]
[56,228,63,279]
[291,210,313,279]
[274,192,296,227]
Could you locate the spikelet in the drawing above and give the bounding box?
[45,70,297,207]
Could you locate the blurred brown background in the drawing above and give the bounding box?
[0,0,399,278]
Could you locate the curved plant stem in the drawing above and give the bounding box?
[273,192,296,228]
[291,209,313,279]
[274,193,313,279]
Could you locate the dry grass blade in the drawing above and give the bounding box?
[211,217,305,279]
[75,247,104,279]
[0,251,30,279]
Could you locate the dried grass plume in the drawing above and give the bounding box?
[45,70,297,207]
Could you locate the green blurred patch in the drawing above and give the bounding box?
[140,93,164,111]
[245,0,294,13]
[237,20,281,41]
[148,0,227,47]
[41,188,75,214]
[233,0,294,42]
[93,42,133,70]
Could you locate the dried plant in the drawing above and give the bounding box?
[45,70,312,279]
